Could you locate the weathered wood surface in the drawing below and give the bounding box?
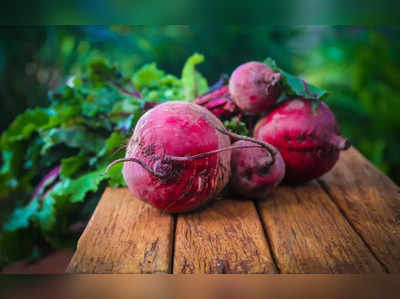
[66,188,174,273]
[173,198,277,273]
[257,182,385,273]
[320,148,400,273]
[67,149,400,274]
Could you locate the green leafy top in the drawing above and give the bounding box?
[264,57,329,112]
[0,54,207,266]
[0,54,329,266]
[181,53,209,101]
[224,117,248,136]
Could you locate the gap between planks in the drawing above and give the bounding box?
[255,181,386,273]
[173,197,278,274]
[318,179,390,273]
[67,148,400,274]
[168,215,177,274]
[253,147,400,274]
[254,203,281,273]
[318,147,400,273]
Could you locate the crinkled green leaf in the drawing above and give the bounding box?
[0,151,14,181]
[0,143,24,199]
[0,53,210,266]
[82,88,122,118]
[53,169,106,203]
[158,74,182,88]
[90,131,126,167]
[105,163,126,187]
[224,117,248,136]
[38,148,77,169]
[82,99,99,117]
[48,85,77,104]
[40,104,81,131]
[24,137,44,170]
[34,193,56,231]
[60,155,89,179]
[132,63,185,103]
[8,170,106,236]
[181,53,208,101]
[133,63,165,90]
[33,180,77,233]
[97,132,126,158]
[1,108,49,149]
[111,98,141,115]
[141,74,184,103]
[83,116,113,131]
[89,58,120,88]
[40,127,106,154]
[110,98,142,127]
[264,57,329,102]
[3,200,39,231]
[3,165,60,231]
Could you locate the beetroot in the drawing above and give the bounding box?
[108,101,232,213]
[254,98,350,183]
[194,85,238,119]
[230,140,285,199]
[229,61,281,114]
[201,122,284,199]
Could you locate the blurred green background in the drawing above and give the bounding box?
[1,25,399,185]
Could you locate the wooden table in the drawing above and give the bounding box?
[66,148,400,274]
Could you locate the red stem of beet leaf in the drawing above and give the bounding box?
[30,165,61,203]
[111,80,141,98]
[104,144,265,180]
[166,144,263,161]
[202,116,277,166]
[201,74,229,97]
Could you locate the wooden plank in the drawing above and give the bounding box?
[66,188,174,273]
[173,199,277,274]
[257,182,385,273]
[319,148,400,273]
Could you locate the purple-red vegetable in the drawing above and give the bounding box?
[194,85,238,119]
[254,98,350,183]
[230,140,285,199]
[229,61,281,114]
[108,101,232,213]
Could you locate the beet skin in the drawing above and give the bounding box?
[254,98,350,183]
[122,101,231,213]
[229,61,281,115]
[194,85,238,120]
[230,140,285,199]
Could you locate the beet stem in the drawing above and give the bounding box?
[265,72,281,91]
[330,135,351,150]
[196,74,229,101]
[109,78,142,98]
[167,144,263,161]
[105,157,168,179]
[342,139,351,150]
[202,116,277,166]
[30,165,61,203]
[105,145,263,180]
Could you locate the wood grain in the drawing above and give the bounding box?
[173,198,277,274]
[256,182,385,273]
[66,188,174,273]
[320,148,400,273]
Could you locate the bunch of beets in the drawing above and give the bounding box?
[108,61,351,213]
